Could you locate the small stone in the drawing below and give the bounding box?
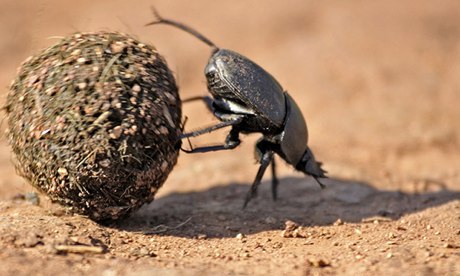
[285,220,299,230]
[111,42,126,54]
[58,167,68,177]
[77,82,87,90]
[197,234,207,240]
[236,233,245,239]
[333,218,343,226]
[70,49,81,56]
[160,161,168,172]
[24,192,40,205]
[139,247,150,256]
[110,126,123,139]
[132,84,141,93]
[281,230,289,238]
[158,126,169,135]
[99,159,111,168]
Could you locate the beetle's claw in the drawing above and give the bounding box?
[242,191,255,209]
[180,147,194,153]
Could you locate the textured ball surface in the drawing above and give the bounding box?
[6,32,182,221]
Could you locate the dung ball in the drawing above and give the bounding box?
[5,32,182,222]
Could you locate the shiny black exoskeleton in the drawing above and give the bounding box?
[147,8,327,208]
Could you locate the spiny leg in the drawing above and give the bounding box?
[180,117,242,139]
[254,138,279,201]
[271,157,279,201]
[182,126,241,154]
[243,151,274,209]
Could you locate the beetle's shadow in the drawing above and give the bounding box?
[115,177,459,238]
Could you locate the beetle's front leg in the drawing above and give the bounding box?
[183,95,214,114]
[181,125,241,153]
[224,126,241,149]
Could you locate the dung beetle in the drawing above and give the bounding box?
[147,8,327,208]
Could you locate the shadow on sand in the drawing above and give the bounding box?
[114,177,460,238]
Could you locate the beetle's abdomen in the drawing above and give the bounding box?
[278,94,308,166]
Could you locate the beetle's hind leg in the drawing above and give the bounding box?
[244,139,278,208]
[243,150,274,209]
[252,139,279,202]
[271,157,279,201]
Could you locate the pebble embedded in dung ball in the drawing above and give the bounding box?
[5,32,182,222]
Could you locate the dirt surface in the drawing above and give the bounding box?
[1,0,459,275]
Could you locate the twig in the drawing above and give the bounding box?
[361,216,393,223]
[54,245,105,254]
[99,53,122,83]
[143,217,192,234]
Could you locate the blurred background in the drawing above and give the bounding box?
[1,0,459,199]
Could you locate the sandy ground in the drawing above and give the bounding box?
[1,0,459,275]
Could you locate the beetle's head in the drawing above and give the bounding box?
[296,147,327,187]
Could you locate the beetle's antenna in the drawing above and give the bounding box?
[146,6,219,51]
